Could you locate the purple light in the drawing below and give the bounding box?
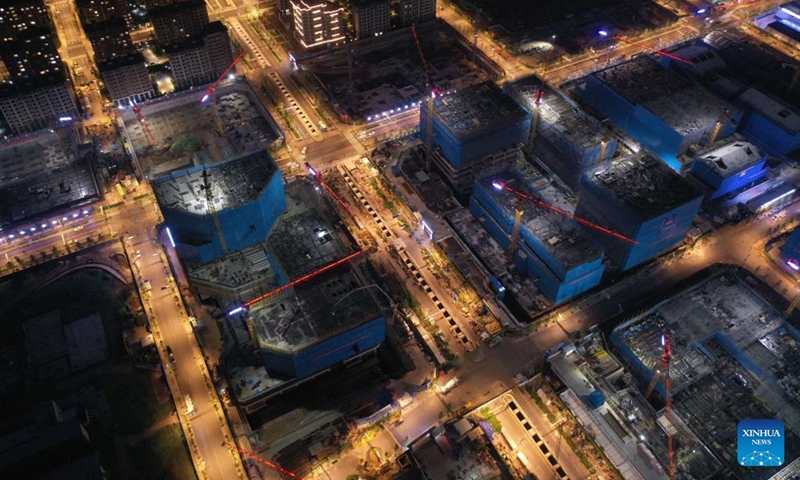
[491,181,505,191]
[598,30,608,37]
[201,94,210,102]
[788,258,800,271]
[228,306,244,316]
[166,227,176,248]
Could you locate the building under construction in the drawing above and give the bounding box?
[152,150,286,263]
[577,153,703,271]
[470,169,605,304]
[578,56,738,170]
[505,76,618,190]
[419,81,531,193]
[609,269,800,479]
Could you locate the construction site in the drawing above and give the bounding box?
[578,56,732,169]
[505,76,618,190]
[300,20,501,121]
[470,169,605,304]
[152,149,285,263]
[119,82,282,178]
[607,268,800,479]
[577,154,703,271]
[0,129,99,228]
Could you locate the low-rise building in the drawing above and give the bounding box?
[690,139,767,200]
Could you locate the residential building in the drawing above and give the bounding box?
[165,21,232,91]
[99,54,154,106]
[397,0,436,27]
[291,0,345,48]
[0,80,78,134]
[75,0,128,25]
[83,17,135,62]
[577,154,703,271]
[0,0,52,42]
[203,21,234,80]
[353,0,390,39]
[149,0,209,46]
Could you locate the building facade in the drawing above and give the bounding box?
[202,21,234,80]
[290,0,345,48]
[397,0,437,27]
[0,0,52,43]
[690,139,767,199]
[471,170,605,304]
[577,154,703,271]
[99,54,154,106]
[736,87,800,156]
[153,151,286,263]
[149,0,209,46]
[0,81,79,134]
[166,21,232,91]
[353,0,390,39]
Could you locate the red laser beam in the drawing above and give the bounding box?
[226,443,299,478]
[614,35,693,66]
[306,163,358,220]
[243,249,366,308]
[493,181,639,245]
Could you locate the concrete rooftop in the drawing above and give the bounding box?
[434,81,529,141]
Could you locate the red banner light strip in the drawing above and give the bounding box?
[499,183,639,245]
[614,36,693,66]
[243,249,366,307]
[226,443,299,478]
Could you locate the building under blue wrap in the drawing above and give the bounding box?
[691,139,767,199]
[249,264,386,379]
[781,228,800,272]
[152,150,286,263]
[577,154,703,271]
[419,81,531,168]
[578,56,738,170]
[736,87,800,156]
[470,170,605,304]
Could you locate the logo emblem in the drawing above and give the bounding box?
[738,419,784,467]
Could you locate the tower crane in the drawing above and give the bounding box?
[661,333,676,478]
[132,104,155,145]
[507,197,525,264]
[491,180,639,245]
[411,25,438,173]
[202,168,228,256]
[201,51,246,103]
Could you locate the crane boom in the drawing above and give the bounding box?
[201,51,246,102]
[614,36,693,66]
[412,25,437,172]
[662,333,676,478]
[203,169,228,255]
[132,104,155,145]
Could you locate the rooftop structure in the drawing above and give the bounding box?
[691,139,767,199]
[471,169,604,304]
[507,77,618,189]
[667,45,727,77]
[153,149,286,262]
[120,84,282,177]
[578,154,703,270]
[0,130,98,228]
[153,150,276,215]
[267,208,344,279]
[736,87,800,155]
[738,88,800,135]
[593,57,724,135]
[433,81,530,143]
[478,171,601,270]
[586,154,701,220]
[610,270,800,479]
[580,56,736,168]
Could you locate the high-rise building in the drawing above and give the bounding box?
[203,21,234,81]
[84,17,135,62]
[397,0,436,27]
[0,81,79,134]
[149,0,209,46]
[290,0,345,48]
[166,21,232,90]
[0,29,63,83]
[0,0,52,43]
[99,54,154,106]
[75,0,128,25]
[352,0,390,39]
[577,154,703,271]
